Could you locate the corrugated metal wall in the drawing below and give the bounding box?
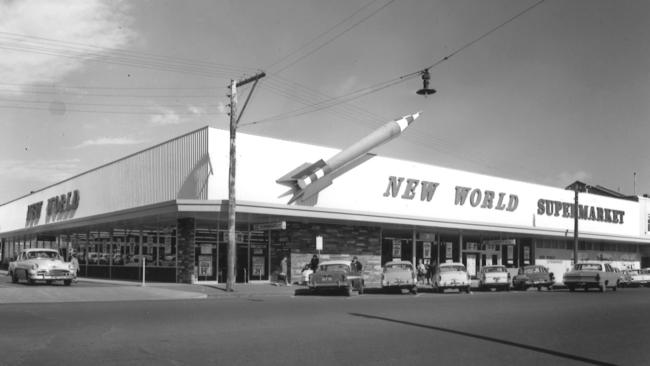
[0,127,210,233]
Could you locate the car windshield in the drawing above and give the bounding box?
[575,263,602,271]
[440,265,465,273]
[484,267,506,273]
[320,264,349,272]
[385,263,412,271]
[524,267,543,274]
[27,251,59,260]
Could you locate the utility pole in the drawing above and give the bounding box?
[226,72,265,292]
[573,185,579,265]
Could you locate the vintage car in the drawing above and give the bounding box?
[478,265,511,291]
[512,265,555,291]
[309,260,364,295]
[432,262,471,294]
[381,260,417,294]
[617,269,634,287]
[629,268,650,287]
[563,261,620,292]
[8,248,76,285]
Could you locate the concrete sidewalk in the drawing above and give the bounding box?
[0,270,301,303]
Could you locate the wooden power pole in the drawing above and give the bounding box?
[226,72,265,292]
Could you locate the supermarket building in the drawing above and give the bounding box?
[2,126,650,284]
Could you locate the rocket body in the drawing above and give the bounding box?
[277,112,420,206]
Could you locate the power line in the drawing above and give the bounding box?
[243,0,547,127]
[266,0,382,72]
[269,0,396,74]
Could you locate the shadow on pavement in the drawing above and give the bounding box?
[349,312,616,366]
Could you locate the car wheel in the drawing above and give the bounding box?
[358,284,364,295]
[548,285,554,291]
[568,285,575,292]
[410,286,417,295]
[599,283,606,292]
[346,287,354,297]
[465,286,471,294]
[537,285,542,291]
[64,279,72,286]
[11,272,18,284]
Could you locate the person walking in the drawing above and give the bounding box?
[351,256,362,273]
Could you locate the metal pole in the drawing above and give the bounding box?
[573,186,579,265]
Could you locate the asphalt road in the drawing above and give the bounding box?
[1,282,649,366]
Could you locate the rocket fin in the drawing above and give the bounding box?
[276,160,327,185]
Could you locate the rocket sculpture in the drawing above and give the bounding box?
[276,112,420,206]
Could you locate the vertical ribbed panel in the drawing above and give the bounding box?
[98,126,210,212]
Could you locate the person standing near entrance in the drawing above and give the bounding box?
[70,252,79,283]
[280,256,289,286]
[310,254,319,272]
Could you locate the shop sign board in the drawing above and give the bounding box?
[252,256,265,276]
[392,240,402,258]
[423,242,431,259]
[198,255,212,277]
[316,235,323,251]
[253,221,286,231]
[445,242,453,259]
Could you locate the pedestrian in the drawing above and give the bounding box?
[280,256,289,286]
[417,259,426,284]
[309,254,319,272]
[351,256,362,273]
[70,252,79,283]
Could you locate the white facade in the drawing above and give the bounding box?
[1,126,649,247]
[207,128,649,244]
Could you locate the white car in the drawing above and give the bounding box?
[629,268,650,287]
[478,265,511,291]
[8,248,76,285]
[432,262,471,293]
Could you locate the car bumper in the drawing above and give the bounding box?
[30,271,74,280]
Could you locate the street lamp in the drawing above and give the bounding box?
[416,69,436,96]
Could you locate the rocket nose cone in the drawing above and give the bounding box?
[409,112,421,124]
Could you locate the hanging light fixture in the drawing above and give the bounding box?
[416,69,436,96]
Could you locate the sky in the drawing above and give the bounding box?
[1,0,649,204]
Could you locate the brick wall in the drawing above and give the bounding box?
[273,222,383,284]
[177,217,196,283]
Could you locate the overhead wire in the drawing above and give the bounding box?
[269,0,397,74]
[243,0,547,127]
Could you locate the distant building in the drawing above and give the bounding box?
[2,126,649,284]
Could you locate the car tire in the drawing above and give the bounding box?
[568,285,575,292]
[64,279,72,286]
[11,272,18,284]
[410,286,417,295]
[358,284,364,295]
[599,283,606,292]
[465,286,470,294]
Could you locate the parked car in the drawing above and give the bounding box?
[478,265,510,291]
[309,260,364,296]
[563,261,620,292]
[512,265,555,291]
[432,262,471,294]
[616,268,632,288]
[8,248,76,286]
[629,268,650,287]
[381,260,417,294]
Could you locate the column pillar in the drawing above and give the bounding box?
[177,217,196,284]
